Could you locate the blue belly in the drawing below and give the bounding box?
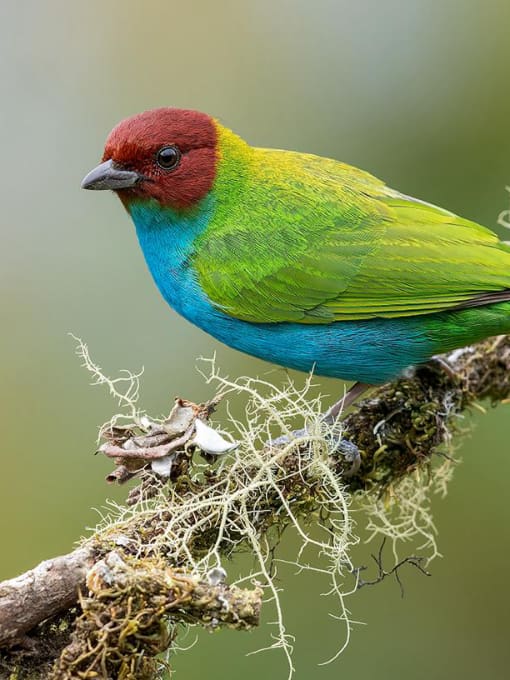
[130,201,434,384]
[183,312,430,384]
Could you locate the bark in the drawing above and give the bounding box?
[0,548,95,647]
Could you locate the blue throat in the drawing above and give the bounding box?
[128,198,433,384]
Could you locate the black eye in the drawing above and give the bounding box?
[156,145,181,170]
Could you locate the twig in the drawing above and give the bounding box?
[352,537,431,597]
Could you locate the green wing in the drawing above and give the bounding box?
[193,148,510,323]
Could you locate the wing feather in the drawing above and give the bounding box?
[193,149,510,323]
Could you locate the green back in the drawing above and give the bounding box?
[193,132,510,324]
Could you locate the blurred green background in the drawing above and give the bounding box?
[1,0,510,677]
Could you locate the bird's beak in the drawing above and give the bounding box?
[81,159,141,191]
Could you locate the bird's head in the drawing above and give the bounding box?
[81,108,222,211]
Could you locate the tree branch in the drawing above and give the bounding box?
[1,336,509,679]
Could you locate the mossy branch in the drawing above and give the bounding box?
[1,336,509,680]
[55,552,261,680]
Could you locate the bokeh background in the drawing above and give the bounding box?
[1,0,510,678]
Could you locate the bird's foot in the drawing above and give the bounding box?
[269,428,308,448]
[268,427,361,477]
[328,435,361,476]
[268,381,369,477]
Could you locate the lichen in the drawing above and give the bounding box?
[44,337,510,678]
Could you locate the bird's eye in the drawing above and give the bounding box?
[156,145,181,170]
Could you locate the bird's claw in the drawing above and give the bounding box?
[326,434,361,476]
[268,428,308,448]
[268,428,361,477]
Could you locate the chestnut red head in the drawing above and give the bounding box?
[81,108,217,210]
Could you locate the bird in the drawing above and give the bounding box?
[82,107,510,418]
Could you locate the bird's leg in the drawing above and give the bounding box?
[427,355,458,381]
[322,381,373,424]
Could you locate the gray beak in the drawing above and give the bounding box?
[81,159,141,190]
